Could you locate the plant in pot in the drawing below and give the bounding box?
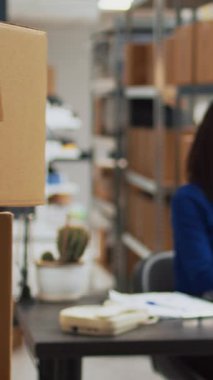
[36,225,91,301]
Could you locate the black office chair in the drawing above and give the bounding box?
[132,251,206,380]
[132,251,174,293]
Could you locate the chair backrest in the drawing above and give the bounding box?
[132,251,174,293]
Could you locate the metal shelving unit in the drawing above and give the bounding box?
[121,0,211,281]
[125,85,157,99]
[91,0,211,289]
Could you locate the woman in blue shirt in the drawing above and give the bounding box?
[172,103,213,297]
[171,103,213,379]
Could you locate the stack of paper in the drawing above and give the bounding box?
[109,291,213,319]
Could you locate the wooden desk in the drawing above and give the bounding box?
[16,298,213,380]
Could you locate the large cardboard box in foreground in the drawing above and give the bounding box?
[0,23,47,206]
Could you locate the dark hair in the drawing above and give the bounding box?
[187,102,213,201]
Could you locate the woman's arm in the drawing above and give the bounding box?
[172,192,213,295]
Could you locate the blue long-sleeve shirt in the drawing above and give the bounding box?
[172,183,213,296]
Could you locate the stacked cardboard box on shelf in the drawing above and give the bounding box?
[124,43,153,86]
[124,20,213,87]
[96,229,114,271]
[178,131,195,184]
[126,249,141,278]
[128,128,194,186]
[126,184,172,252]
[94,166,114,202]
[195,21,213,83]
[164,20,213,85]
[173,24,195,85]
[94,98,104,135]
[164,36,176,85]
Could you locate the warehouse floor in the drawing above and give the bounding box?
[12,345,164,380]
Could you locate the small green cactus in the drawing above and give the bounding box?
[41,251,55,262]
[57,225,90,264]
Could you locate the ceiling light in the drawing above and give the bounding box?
[98,0,133,11]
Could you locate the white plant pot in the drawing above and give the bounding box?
[35,261,91,301]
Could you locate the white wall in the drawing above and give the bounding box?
[47,25,93,149]
[46,25,94,209]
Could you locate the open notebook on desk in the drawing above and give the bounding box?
[109,291,213,319]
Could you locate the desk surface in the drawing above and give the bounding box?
[16,298,213,360]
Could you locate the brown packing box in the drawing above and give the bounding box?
[96,229,113,272]
[164,35,176,85]
[174,23,195,85]
[126,249,141,278]
[47,65,56,96]
[127,128,194,186]
[0,23,47,206]
[127,128,176,186]
[195,21,213,83]
[94,98,104,135]
[94,166,114,202]
[127,185,172,252]
[124,43,153,86]
[178,131,194,184]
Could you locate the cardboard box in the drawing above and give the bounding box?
[174,23,195,85]
[179,131,194,184]
[128,128,176,186]
[126,249,141,278]
[195,21,213,83]
[128,128,194,187]
[47,65,56,96]
[124,43,153,86]
[96,229,113,272]
[94,166,114,202]
[94,98,104,135]
[164,35,176,85]
[0,23,47,206]
[127,185,172,251]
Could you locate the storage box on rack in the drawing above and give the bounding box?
[124,43,153,86]
[127,128,194,186]
[195,21,213,83]
[174,23,195,85]
[126,249,141,278]
[126,185,172,251]
[94,166,114,202]
[94,98,104,135]
[96,229,114,272]
[179,131,195,184]
[165,35,176,85]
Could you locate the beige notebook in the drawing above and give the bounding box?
[59,304,157,336]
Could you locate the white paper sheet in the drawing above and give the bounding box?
[109,291,213,319]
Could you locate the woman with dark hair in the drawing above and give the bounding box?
[171,102,213,379]
[172,102,213,296]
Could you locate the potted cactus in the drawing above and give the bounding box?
[36,225,91,301]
